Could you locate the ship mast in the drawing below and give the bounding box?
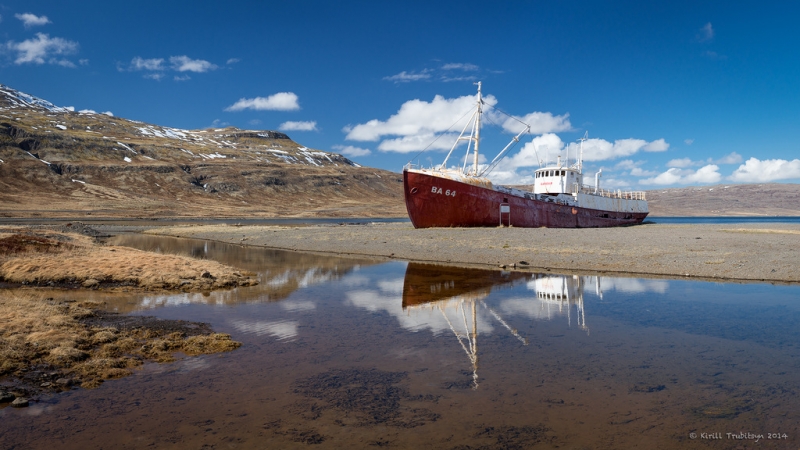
[578,131,588,173]
[472,81,482,176]
[439,82,528,177]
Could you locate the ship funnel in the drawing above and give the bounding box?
[595,169,602,194]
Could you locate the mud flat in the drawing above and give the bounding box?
[143,222,800,283]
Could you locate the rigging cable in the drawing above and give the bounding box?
[405,103,480,168]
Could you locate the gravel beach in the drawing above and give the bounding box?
[142,222,800,283]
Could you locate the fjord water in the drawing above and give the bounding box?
[1,235,798,449]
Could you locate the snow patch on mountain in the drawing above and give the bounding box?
[0,83,360,168]
[0,84,73,113]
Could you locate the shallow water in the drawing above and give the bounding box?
[1,236,799,449]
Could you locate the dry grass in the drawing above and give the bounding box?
[0,229,257,290]
[0,291,241,389]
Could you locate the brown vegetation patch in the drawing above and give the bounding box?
[0,227,257,291]
[0,233,66,255]
[0,292,241,396]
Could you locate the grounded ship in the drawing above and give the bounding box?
[403,83,648,228]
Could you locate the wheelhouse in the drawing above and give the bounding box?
[533,166,583,195]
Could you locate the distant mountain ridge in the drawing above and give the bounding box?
[645,183,800,217]
[0,83,405,218]
[0,84,74,113]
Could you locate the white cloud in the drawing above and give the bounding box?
[505,133,564,168]
[684,138,694,145]
[225,92,300,111]
[279,120,317,131]
[643,138,669,151]
[332,145,371,157]
[614,160,639,170]
[345,93,495,144]
[226,58,240,64]
[125,55,216,78]
[629,167,658,177]
[699,22,714,42]
[383,70,431,83]
[442,62,479,71]
[473,132,671,184]
[170,55,217,72]
[15,13,50,28]
[129,57,164,71]
[715,152,743,164]
[728,157,800,182]
[689,165,723,184]
[7,33,78,65]
[54,59,75,68]
[500,111,571,134]
[612,160,658,177]
[385,63,493,83]
[667,158,693,168]
[667,152,743,170]
[564,137,669,162]
[376,132,463,153]
[640,164,721,185]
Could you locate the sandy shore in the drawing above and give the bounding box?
[141,222,800,283]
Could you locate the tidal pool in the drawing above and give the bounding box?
[1,235,798,449]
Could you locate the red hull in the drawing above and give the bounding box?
[404,170,647,228]
[402,263,531,308]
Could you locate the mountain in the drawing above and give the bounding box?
[0,84,405,219]
[645,183,800,216]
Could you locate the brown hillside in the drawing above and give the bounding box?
[645,183,800,216]
[0,86,405,219]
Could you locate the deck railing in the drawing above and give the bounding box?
[578,185,646,201]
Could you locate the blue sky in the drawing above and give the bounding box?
[2,0,800,188]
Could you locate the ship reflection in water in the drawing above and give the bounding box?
[402,263,597,388]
